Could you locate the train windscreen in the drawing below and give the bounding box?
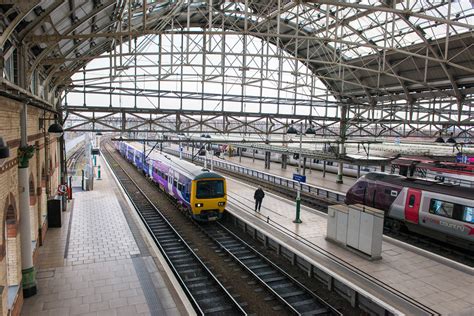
[196,180,225,199]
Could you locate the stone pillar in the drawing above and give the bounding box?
[18,104,37,297]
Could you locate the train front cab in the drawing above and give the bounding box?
[191,175,226,221]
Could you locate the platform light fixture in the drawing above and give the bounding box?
[48,123,64,138]
[305,126,316,135]
[0,137,10,167]
[287,126,299,134]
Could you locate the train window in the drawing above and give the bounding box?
[463,207,474,224]
[196,180,225,199]
[429,199,454,218]
[173,179,178,187]
[408,195,416,207]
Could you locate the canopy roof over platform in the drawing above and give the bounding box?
[1,1,473,140]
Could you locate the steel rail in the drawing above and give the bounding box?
[202,222,342,315]
[102,145,247,316]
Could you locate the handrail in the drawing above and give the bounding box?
[163,147,346,203]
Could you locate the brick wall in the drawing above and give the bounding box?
[0,95,61,311]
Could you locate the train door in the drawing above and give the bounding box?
[167,171,174,197]
[404,188,421,223]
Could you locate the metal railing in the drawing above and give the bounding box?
[163,148,346,203]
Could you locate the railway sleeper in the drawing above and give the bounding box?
[199,295,232,305]
[174,262,201,270]
[277,290,307,300]
[300,307,331,315]
[227,248,252,255]
[165,249,189,256]
[192,286,221,296]
[236,254,257,260]
[163,245,188,252]
[159,238,182,244]
[184,276,209,283]
[247,263,268,270]
[185,280,215,290]
[253,269,276,277]
[261,276,286,283]
[268,282,293,290]
[203,304,238,314]
[291,298,320,308]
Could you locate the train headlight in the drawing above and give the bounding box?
[195,203,203,207]
[218,202,225,206]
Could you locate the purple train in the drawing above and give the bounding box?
[116,141,227,221]
[345,172,474,251]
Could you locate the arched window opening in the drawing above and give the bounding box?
[29,174,36,205]
[5,194,20,288]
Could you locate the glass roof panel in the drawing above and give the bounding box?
[294,0,474,59]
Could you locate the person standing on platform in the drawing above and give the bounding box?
[254,186,265,212]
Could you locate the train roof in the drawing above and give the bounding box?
[363,172,474,200]
[125,142,224,180]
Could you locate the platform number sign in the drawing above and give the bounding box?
[293,174,306,183]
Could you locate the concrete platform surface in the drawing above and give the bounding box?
[22,156,186,316]
[225,178,474,316]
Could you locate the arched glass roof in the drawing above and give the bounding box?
[0,0,473,138]
[66,31,336,117]
[3,0,469,104]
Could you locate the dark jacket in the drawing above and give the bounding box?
[254,188,265,201]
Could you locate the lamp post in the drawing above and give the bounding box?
[287,123,315,224]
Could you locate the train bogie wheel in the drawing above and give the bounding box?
[391,220,401,233]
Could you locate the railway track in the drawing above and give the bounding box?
[200,222,341,315]
[102,146,246,315]
[66,145,85,175]
[164,148,474,267]
[103,142,349,315]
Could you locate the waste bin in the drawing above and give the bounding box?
[47,196,62,227]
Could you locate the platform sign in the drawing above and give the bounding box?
[293,174,306,183]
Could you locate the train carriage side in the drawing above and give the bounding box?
[418,190,473,249]
[346,173,474,250]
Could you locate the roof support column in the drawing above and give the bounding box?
[336,104,347,184]
[19,103,37,298]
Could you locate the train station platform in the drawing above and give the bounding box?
[219,153,355,193]
[21,155,189,316]
[225,178,474,315]
[168,144,355,194]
